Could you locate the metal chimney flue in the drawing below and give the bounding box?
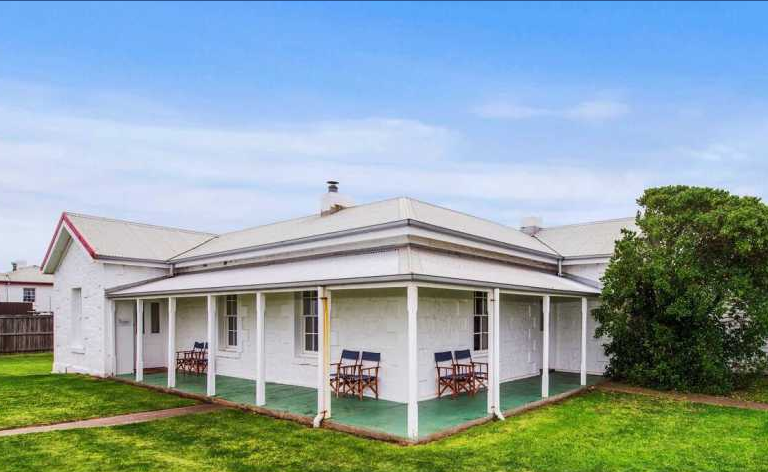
[327,181,339,193]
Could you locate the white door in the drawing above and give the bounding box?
[115,301,135,375]
[142,301,167,369]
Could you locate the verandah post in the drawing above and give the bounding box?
[489,288,503,418]
[167,297,176,389]
[255,291,266,406]
[580,296,588,386]
[407,283,419,440]
[135,299,144,383]
[315,286,331,425]
[206,294,217,397]
[541,294,550,398]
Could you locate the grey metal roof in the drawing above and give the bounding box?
[65,213,216,262]
[535,217,637,258]
[108,249,598,298]
[1,265,53,284]
[172,197,557,260]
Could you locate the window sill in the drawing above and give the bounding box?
[293,352,318,365]
[217,349,241,359]
[70,346,85,355]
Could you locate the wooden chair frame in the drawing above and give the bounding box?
[353,351,381,400]
[176,341,208,375]
[330,349,360,397]
[435,351,473,398]
[454,349,488,394]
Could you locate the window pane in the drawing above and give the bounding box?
[482,333,489,350]
[473,315,480,333]
[150,303,160,333]
[473,334,481,351]
[305,316,314,334]
[481,316,488,333]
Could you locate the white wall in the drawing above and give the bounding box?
[160,287,607,403]
[550,298,606,374]
[0,284,53,311]
[52,240,167,376]
[499,294,543,382]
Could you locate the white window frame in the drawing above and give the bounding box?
[472,291,489,352]
[301,290,318,355]
[225,295,238,349]
[23,287,36,303]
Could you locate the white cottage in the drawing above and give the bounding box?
[41,183,635,441]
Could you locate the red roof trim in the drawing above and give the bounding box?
[63,213,98,259]
[40,213,98,269]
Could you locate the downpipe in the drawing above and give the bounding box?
[313,411,326,428]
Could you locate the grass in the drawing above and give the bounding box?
[0,352,55,377]
[0,353,196,430]
[2,390,768,472]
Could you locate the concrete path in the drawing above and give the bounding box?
[0,404,223,437]
[599,382,768,411]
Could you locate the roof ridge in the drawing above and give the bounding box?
[65,212,217,236]
[541,216,636,231]
[211,196,406,238]
[406,197,550,234]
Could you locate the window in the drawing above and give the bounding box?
[473,291,489,351]
[301,291,318,353]
[23,288,35,303]
[150,303,160,334]
[71,288,83,348]
[226,295,238,348]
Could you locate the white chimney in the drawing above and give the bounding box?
[520,216,543,236]
[11,260,27,271]
[320,181,354,216]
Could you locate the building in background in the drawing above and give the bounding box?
[1,261,54,312]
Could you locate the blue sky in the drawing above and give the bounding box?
[1,2,767,267]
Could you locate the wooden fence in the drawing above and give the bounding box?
[0,314,53,354]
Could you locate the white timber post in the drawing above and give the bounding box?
[407,283,419,440]
[580,297,588,386]
[255,291,266,406]
[315,286,331,426]
[167,297,176,389]
[107,298,116,376]
[491,288,503,419]
[135,299,144,383]
[541,294,550,399]
[206,294,217,397]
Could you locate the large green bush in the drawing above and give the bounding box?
[594,186,768,394]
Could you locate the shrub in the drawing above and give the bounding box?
[594,186,768,394]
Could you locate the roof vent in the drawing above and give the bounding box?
[520,216,543,236]
[320,181,354,216]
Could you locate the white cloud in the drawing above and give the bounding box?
[682,143,750,162]
[473,99,630,122]
[0,92,648,266]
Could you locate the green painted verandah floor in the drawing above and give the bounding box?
[119,371,600,438]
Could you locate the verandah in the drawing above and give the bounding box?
[120,371,601,438]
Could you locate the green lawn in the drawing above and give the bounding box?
[0,353,196,430]
[2,390,768,472]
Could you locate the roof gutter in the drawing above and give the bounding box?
[105,273,600,300]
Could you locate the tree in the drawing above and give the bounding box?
[594,186,768,394]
